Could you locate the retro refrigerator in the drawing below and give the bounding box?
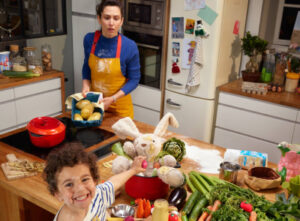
[164,0,248,142]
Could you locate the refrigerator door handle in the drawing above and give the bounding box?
[166,98,181,107]
[167,78,183,86]
[136,43,160,50]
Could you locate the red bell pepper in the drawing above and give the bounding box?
[240,201,253,212]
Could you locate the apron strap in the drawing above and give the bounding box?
[91,31,122,58]
[116,34,122,58]
[91,30,101,55]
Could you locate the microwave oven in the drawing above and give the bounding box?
[123,0,165,36]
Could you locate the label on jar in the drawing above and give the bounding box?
[28,65,36,70]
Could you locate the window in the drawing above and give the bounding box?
[273,0,300,46]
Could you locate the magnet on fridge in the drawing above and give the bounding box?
[172,62,180,74]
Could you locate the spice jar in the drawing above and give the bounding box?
[285,72,299,92]
[23,47,36,64]
[28,59,43,75]
[9,45,19,61]
[41,44,52,71]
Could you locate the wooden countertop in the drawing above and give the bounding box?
[218,79,300,109]
[0,113,282,215]
[0,70,64,90]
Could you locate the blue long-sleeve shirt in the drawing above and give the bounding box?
[82,32,141,95]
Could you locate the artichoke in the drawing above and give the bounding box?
[161,137,186,162]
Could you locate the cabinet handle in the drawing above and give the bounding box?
[166,98,181,107]
[168,78,183,86]
[136,43,160,50]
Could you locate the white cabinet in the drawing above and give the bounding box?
[213,92,299,163]
[0,77,63,134]
[293,111,300,144]
[131,85,161,126]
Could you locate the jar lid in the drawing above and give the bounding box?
[10,44,19,52]
[24,47,36,51]
[286,72,300,79]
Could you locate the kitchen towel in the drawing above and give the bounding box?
[65,92,104,110]
[186,37,203,93]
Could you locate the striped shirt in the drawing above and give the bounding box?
[53,181,115,221]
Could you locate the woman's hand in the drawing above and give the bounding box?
[131,156,147,174]
[99,96,114,110]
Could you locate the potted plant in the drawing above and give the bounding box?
[241,31,268,82]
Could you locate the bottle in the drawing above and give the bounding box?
[261,51,275,83]
[152,199,169,221]
[41,44,52,71]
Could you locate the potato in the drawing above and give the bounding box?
[87,112,101,121]
[74,113,83,121]
[76,99,91,110]
[80,103,94,119]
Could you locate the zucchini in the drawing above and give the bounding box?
[188,197,208,221]
[189,173,210,200]
[185,173,197,192]
[181,190,201,216]
[181,215,188,221]
[2,70,40,78]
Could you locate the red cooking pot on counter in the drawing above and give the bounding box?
[125,175,169,200]
[27,116,66,148]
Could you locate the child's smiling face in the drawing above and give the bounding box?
[54,163,97,210]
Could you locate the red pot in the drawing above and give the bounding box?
[27,117,66,148]
[125,175,169,200]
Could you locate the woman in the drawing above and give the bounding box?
[82,0,140,119]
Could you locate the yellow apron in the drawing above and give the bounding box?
[89,31,134,119]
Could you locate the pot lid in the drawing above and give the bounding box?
[27,117,65,135]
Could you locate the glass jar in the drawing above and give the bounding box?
[28,59,43,75]
[41,44,52,71]
[152,199,169,221]
[11,56,27,72]
[23,47,36,65]
[285,72,299,92]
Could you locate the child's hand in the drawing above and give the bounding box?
[131,156,146,174]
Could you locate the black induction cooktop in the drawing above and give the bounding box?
[0,117,115,160]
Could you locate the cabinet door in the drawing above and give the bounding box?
[292,123,300,144]
[214,127,281,164]
[22,0,43,36]
[15,89,62,125]
[0,101,17,133]
[216,104,295,143]
[164,90,214,142]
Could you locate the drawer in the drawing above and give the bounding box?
[0,88,14,103]
[219,92,298,121]
[292,123,300,144]
[133,105,160,126]
[297,111,300,123]
[216,104,294,143]
[14,78,61,98]
[213,127,281,164]
[0,101,17,132]
[15,89,62,124]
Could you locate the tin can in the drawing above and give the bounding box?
[0,51,10,72]
[219,161,241,184]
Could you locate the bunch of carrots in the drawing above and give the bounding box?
[135,198,151,218]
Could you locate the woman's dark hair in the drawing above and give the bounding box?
[43,143,99,195]
[96,0,123,18]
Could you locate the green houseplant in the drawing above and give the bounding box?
[241,31,268,82]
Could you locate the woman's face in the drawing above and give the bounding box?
[98,6,123,38]
[54,164,97,211]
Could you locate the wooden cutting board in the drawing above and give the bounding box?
[1,162,37,180]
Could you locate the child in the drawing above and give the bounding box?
[43,143,146,221]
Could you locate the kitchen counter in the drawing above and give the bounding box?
[0,113,281,220]
[218,79,300,109]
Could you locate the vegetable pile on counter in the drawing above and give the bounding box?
[180,171,300,221]
[2,70,41,78]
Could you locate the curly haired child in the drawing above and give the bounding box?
[43,143,146,221]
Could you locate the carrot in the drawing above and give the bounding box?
[206,200,221,221]
[197,205,212,221]
[249,211,257,221]
[144,200,151,218]
[136,199,144,218]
